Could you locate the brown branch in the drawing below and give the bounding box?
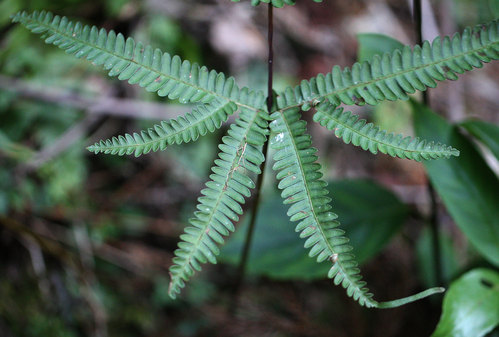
[23,114,102,171]
[0,75,189,120]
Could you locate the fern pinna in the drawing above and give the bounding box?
[12,4,499,308]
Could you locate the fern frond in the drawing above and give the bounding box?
[12,11,254,109]
[270,96,444,308]
[270,101,376,307]
[313,101,459,161]
[290,20,499,108]
[232,0,323,7]
[87,100,237,157]
[168,95,269,298]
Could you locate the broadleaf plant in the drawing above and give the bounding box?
[11,1,499,309]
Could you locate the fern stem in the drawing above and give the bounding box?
[413,0,443,287]
[231,4,274,307]
[267,3,274,113]
[412,0,430,108]
[413,0,424,55]
[375,287,445,309]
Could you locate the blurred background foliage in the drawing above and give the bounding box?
[0,0,498,336]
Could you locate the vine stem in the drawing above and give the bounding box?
[413,0,443,287]
[231,3,273,311]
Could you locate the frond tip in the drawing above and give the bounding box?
[87,100,237,157]
[313,102,460,161]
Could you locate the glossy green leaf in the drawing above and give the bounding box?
[357,33,404,63]
[412,100,499,267]
[460,119,499,161]
[220,179,408,280]
[432,268,499,337]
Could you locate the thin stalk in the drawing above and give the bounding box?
[413,0,443,287]
[266,3,274,113]
[413,0,424,59]
[231,3,273,310]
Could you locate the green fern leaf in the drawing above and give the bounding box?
[313,101,460,161]
[291,20,499,107]
[270,95,444,308]
[270,103,376,307]
[232,0,323,8]
[87,100,237,157]
[168,98,269,298]
[11,11,252,109]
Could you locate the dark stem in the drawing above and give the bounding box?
[413,0,443,286]
[413,0,423,49]
[413,0,429,107]
[230,4,273,311]
[267,3,274,112]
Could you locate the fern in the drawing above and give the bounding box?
[11,11,254,109]
[87,100,238,157]
[290,21,499,108]
[271,96,444,308]
[11,7,499,309]
[169,102,269,298]
[270,103,376,306]
[313,101,459,161]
